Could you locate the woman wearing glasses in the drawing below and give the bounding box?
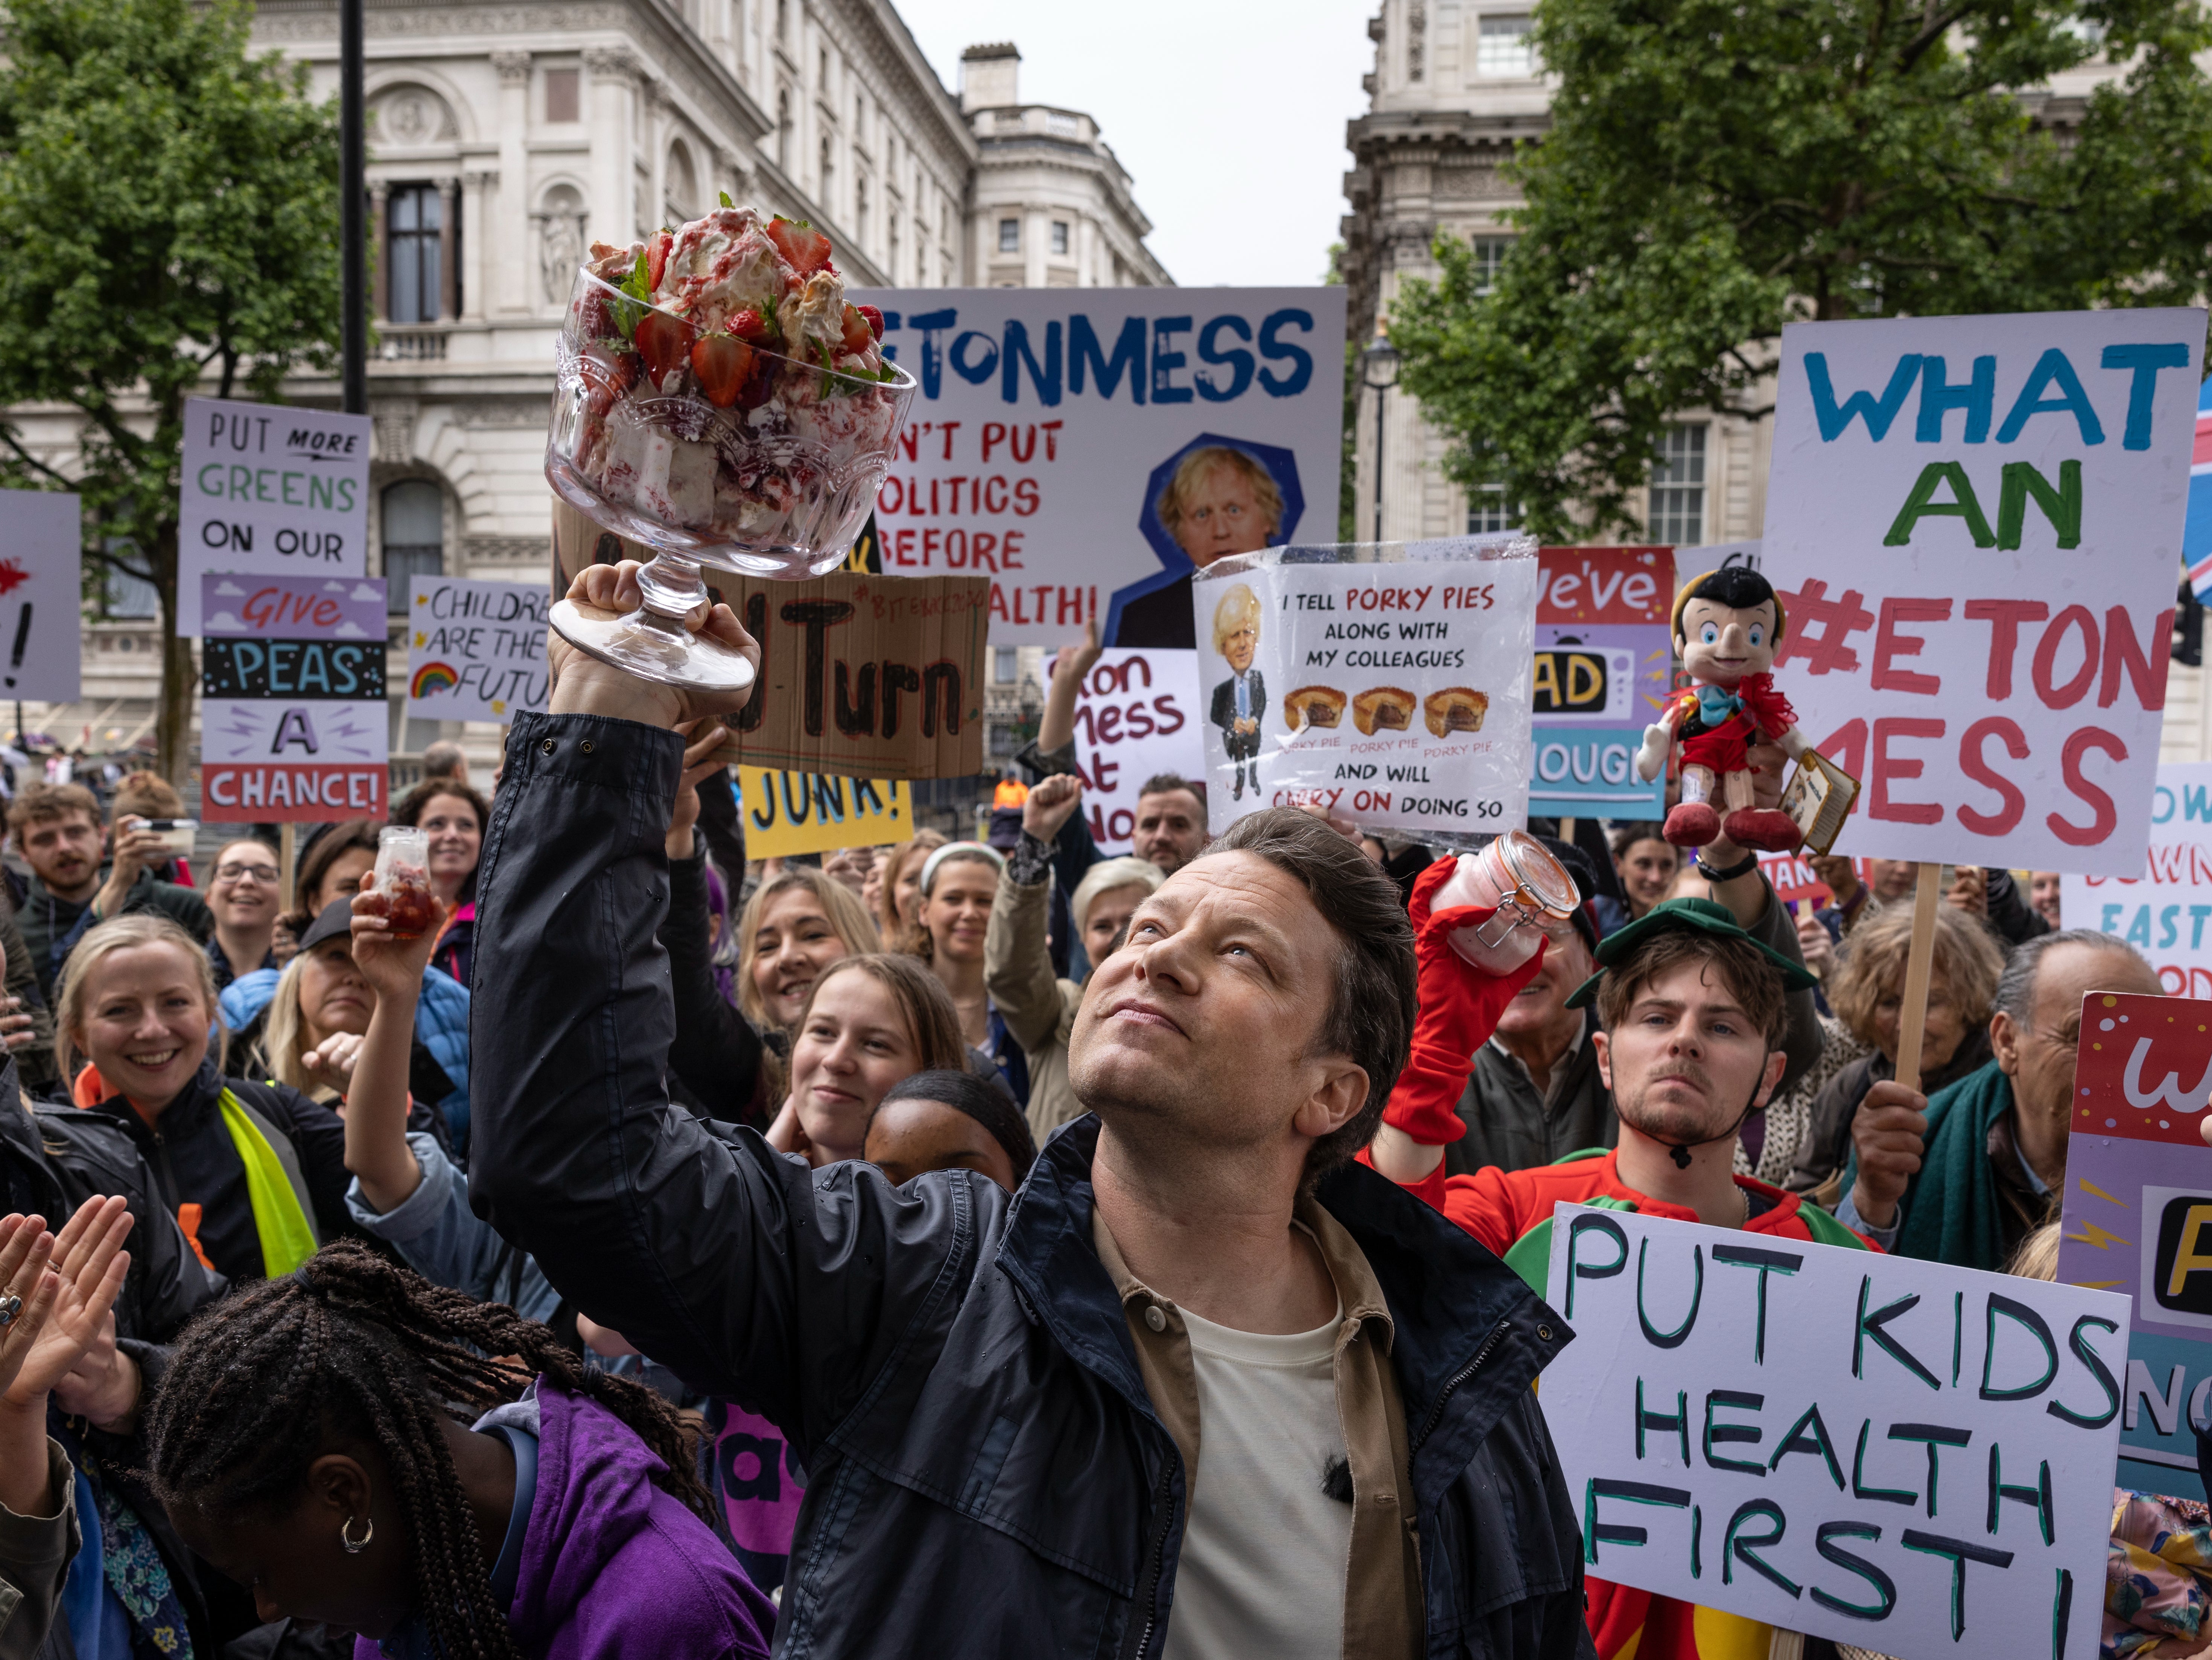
[205,837,288,991]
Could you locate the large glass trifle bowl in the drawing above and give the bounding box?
[545,223,917,691]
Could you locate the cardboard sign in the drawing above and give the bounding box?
[1761,309,2205,876]
[2055,992,2212,1499]
[846,288,1346,647]
[738,766,911,859]
[0,491,80,703]
[1193,538,1538,840]
[406,577,549,723]
[2067,763,2212,999]
[1542,1203,2128,1658]
[1530,546,1672,818]
[199,573,388,822]
[178,397,370,635]
[1059,648,1205,853]
[551,498,987,781]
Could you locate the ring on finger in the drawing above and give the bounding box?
[0,1293,22,1329]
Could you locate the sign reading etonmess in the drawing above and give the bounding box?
[1762,309,2204,876]
[178,397,371,635]
[1540,1204,2128,1659]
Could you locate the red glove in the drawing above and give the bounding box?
[1383,855,1550,1146]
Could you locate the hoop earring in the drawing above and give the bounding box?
[341,1516,373,1554]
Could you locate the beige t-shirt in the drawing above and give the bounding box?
[1159,1301,1352,1660]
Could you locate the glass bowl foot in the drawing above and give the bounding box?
[549,597,758,694]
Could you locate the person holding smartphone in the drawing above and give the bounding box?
[5,784,211,1002]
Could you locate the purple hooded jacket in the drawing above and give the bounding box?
[355,1378,776,1660]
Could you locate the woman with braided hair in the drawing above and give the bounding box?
[143,1241,776,1660]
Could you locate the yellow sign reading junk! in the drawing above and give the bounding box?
[739,767,913,860]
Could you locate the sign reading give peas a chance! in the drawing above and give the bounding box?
[1538,1203,2128,1659]
[1761,307,2205,876]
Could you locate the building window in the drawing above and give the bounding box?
[544,68,579,123]
[817,46,829,88]
[777,87,791,169]
[381,480,444,613]
[105,545,157,620]
[856,176,869,231]
[888,216,899,275]
[1648,425,1707,546]
[1469,236,1512,295]
[386,183,442,324]
[994,646,1017,685]
[819,135,833,201]
[1050,221,1069,256]
[998,218,1020,253]
[1476,13,1536,76]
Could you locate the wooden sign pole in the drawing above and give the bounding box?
[279,823,297,914]
[1891,861,1944,1092]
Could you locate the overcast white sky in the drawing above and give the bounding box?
[892,0,1372,289]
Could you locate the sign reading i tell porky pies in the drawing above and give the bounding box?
[1760,308,2205,876]
[1540,1204,2128,1659]
[178,397,370,636]
[200,573,389,822]
[1193,536,1539,842]
[2054,991,2212,1499]
[551,499,988,781]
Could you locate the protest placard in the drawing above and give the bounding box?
[199,573,389,822]
[1541,1202,2128,1658]
[2056,991,2212,1498]
[1761,308,2205,876]
[2067,763,2212,998]
[406,578,549,724]
[1530,546,1671,819]
[1059,648,1204,852]
[0,490,79,703]
[844,287,1345,647]
[737,767,912,859]
[1191,537,1538,841]
[178,397,371,635]
[552,499,988,781]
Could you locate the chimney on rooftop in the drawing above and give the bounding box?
[960,42,1020,113]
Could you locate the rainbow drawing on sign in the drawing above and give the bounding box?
[410,662,459,699]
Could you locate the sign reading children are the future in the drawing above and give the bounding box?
[199,572,389,822]
[1540,1204,2129,1659]
[1192,536,1539,841]
[1761,308,2204,877]
[177,396,371,636]
[406,577,549,724]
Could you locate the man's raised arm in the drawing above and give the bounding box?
[466,568,976,1453]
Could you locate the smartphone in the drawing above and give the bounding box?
[135,817,199,856]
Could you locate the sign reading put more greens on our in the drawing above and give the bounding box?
[178,396,370,636]
[1539,1204,2128,1660]
[1761,308,2204,876]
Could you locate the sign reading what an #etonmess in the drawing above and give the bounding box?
[1541,1204,2128,1660]
[1193,538,1538,841]
[178,397,371,636]
[1761,308,2204,877]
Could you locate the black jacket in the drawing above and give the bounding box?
[0,1061,235,1660]
[469,712,1594,1660]
[72,1058,354,1286]
[663,849,767,1126]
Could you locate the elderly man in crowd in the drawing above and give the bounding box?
[468,562,1592,1660]
[1842,928,2159,1270]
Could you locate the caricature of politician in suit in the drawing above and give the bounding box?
[1209,583,1266,802]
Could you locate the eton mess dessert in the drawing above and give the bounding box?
[548,199,912,556]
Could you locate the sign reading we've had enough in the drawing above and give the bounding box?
[1762,309,2204,876]
[1541,1205,2128,1659]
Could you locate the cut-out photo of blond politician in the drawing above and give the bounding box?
[1208,583,1266,801]
[1108,436,1304,649]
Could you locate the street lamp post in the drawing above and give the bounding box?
[341,0,366,416]
[1359,332,1400,545]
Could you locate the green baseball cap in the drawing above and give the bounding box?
[1563,897,1818,1010]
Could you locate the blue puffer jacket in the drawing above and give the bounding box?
[219,964,472,1149]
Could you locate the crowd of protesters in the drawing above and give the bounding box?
[0,567,2190,1660]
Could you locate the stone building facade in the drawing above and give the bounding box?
[21,1,1166,784]
[1337,0,2211,759]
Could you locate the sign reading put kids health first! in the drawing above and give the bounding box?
[846,288,1345,648]
[178,397,371,636]
[200,573,389,822]
[2056,992,2212,1500]
[1761,308,2204,877]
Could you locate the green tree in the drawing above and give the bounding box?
[1387,0,2212,543]
[0,0,343,781]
